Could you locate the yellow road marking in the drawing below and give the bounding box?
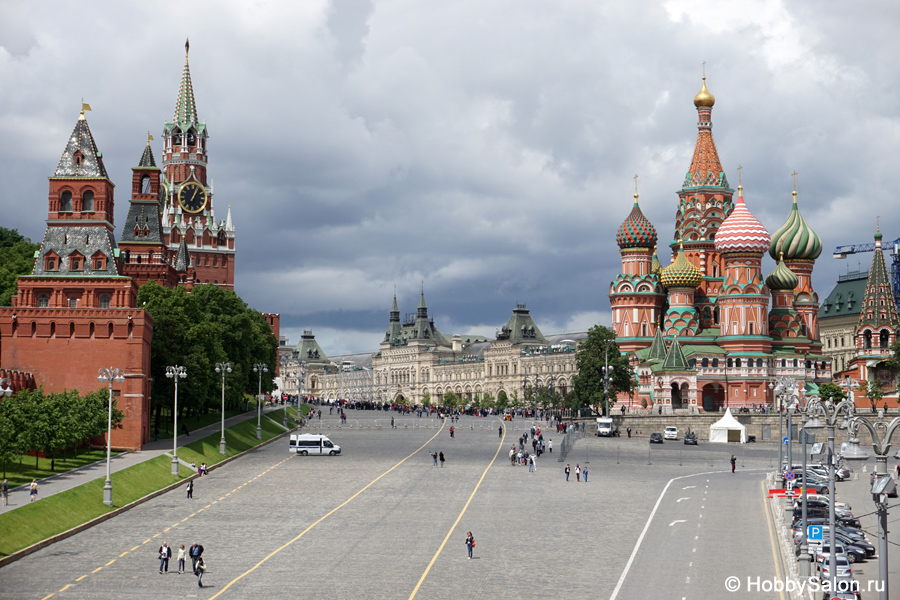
[91,567,102,573]
[209,421,447,599]
[408,420,506,599]
[181,517,190,522]
[142,539,151,544]
[130,545,140,551]
[59,585,71,592]
[163,527,171,532]
[76,575,88,582]
[152,533,160,538]
[105,559,115,566]
[119,551,129,557]
[40,594,54,600]
[762,478,786,600]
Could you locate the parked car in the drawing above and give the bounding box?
[798,514,863,531]
[683,432,698,445]
[796,499,854,519]
[819,555,852,580]
[664,426,678,440]
[794,523,868,545]
[797,493,851,511]
[650,433,664,444]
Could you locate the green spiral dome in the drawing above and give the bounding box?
[768,191,822,261]
[765,252,799,291]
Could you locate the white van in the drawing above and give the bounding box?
[596,417,614,437]
[290,434,342,455]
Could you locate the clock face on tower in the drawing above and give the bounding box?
[178,182,208,213]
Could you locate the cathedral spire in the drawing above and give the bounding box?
[684,73,728,190]
[858,226,900,332]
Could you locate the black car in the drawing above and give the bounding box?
[684,433,698,445]
[796,513,862,530]
[650,433,664,444]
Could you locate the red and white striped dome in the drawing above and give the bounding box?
[714,186,770,254]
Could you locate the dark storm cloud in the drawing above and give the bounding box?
[2,0,900,355]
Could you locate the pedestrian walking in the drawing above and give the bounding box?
[189,542,204,572]
[627,426,631,438]
[439,451,445,468]
[509,447,515,465]
[1,478,8,506]
[575,464,581,482]
[730,455,736,473]
[565,464,571,481]
[177,544,186,573]
[531,454,538,471]
[549,439,553,453]
[499,425,503,438]
[194,557,206,588]
[465,531,475,559]
[583,467,588,482]
[186,479,193,499]
[528,455,534,472]
[158,541,172,573]
[450,426,454,438]
[432,452,438,467]
[29,479,37,502]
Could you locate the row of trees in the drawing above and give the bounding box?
[137,282,277,434]
[0,388,123,476]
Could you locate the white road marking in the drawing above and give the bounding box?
[609,468,769,600]
[677,497,690,502]
[669,520,686,526]
[682,485,696,489]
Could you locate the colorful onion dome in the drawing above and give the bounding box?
[714,185,771,254]
[616,193,658,249]
[661,241,702,289]
[765,251,799,291]
[768,190,822,261]
[651,246,662,275]
[693,76,715,108]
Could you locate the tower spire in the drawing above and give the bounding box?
[173,40,199,129]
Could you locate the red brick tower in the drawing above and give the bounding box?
[0,108,152,449]
[160,40,235,290]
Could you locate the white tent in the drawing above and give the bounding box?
[709,408,747,443]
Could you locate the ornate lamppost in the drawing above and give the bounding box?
[0,378,13,398]
[800,392,856,595]
[165,366,187,476]
[253,363,268,440]
[215,362,231,455]
[843,411,900,600]
[97,368,124,506]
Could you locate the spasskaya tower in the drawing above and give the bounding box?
[160,39,235,289]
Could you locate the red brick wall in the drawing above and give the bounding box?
[0,307,153,450]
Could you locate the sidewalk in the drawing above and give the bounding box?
[0,404,293,514]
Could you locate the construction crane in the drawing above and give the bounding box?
[833,237,900,310]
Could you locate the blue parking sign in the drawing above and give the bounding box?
[808,525,823,541]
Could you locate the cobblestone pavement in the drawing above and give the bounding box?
[0,412,784,599]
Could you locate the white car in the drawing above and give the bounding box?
[664,426,678,440]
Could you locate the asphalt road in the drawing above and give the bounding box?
[0,412,784,599]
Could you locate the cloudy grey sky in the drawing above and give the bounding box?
[2,0,900,356]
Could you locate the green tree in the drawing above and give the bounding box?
[572,325,635,415]
[421,392,431,407]
[443,391,459,409]
[866,380,885,412]
[496,390,508,411]
[0,227,40,306]
[0,394,25,477]
[816,382,846,404]
[138,282,277,429]
[481,392,495,411]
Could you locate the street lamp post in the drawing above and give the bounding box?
[279,357,291,428]
[601,348,613,419]
[165,366,187,476]
[0,378,13,398]
[253,363,268,440]
[96,368,124,506]
[843,411,900,600]
[215,362,231,455]
[801,392,855,595]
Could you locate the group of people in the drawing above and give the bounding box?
[507,426,550,470]
[564,463,588,482]
[431,451,446,467]
[157,541,206,587]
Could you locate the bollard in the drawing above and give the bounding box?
[404,424,408,429]
[470,424,474,430]
[479,425,483,430]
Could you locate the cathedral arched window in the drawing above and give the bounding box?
[60,191,73,212]
[187,130,196,147]
[727,358,733,368]
[82,190,94,212]
[880,329,890,349]
[712,358,718,367]
[173,130,182,146]
[735,358,742,368]
[702,358,709,368]
[865,330,872,349]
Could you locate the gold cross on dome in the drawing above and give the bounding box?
[791,171,798,191]
[634,173,639,196]
[737,165,742,186]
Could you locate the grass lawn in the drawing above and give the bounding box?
[176,412,294,468]
[2,449,124,489]
[153,406,255,440]
[0,455,193,558]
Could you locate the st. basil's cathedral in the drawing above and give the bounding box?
[610,76,833,413]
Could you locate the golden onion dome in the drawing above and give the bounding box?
[651,245,662,275]
[660,241,703,289]
[693,76,715,108]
